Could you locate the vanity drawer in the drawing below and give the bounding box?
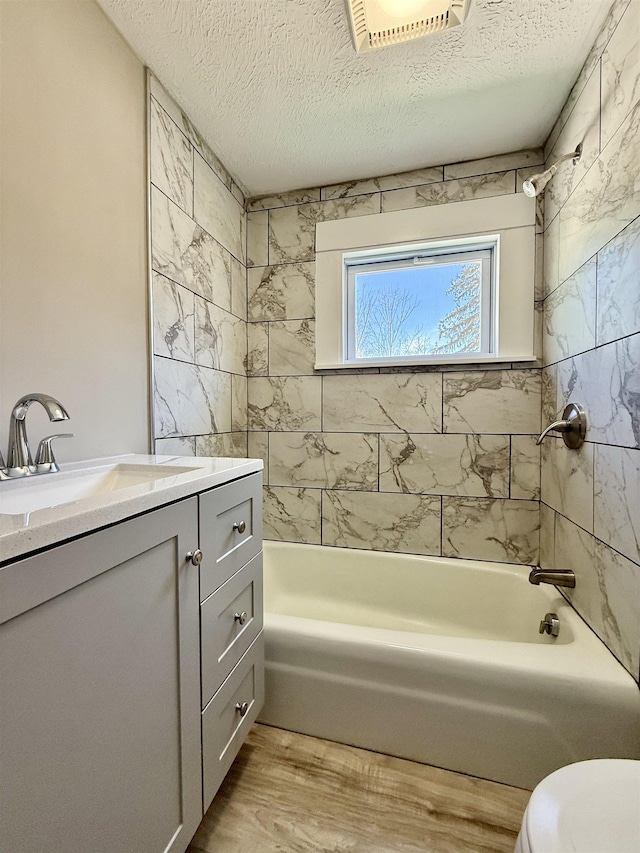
[202,632,264,810]
[199,473,262,601]
[200,552,263,709]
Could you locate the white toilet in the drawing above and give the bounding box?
[515,759,640,853]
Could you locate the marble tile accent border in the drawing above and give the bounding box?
[323,373,442,433]
[322,490,441,556]
[248,376,322,431]
[270,432,378,490]
[381,171,515,213]
[248,188,321,212]
[379,433,510,498]
[248,263,315,321]
[443,150,543,181]
[320,166,444,200]
[443,371,541,435]
[263,485,321,544]
[442,497,540,565]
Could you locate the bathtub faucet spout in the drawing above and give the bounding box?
[529,567,576,588]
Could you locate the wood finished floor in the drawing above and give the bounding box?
[188,724,530,853]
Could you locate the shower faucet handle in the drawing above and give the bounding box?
[537,403,587,449]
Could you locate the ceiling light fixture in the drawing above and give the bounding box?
[347,0,471,52]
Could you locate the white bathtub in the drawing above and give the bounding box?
[259,541,640,789]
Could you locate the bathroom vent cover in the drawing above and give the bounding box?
[347,0,471,52]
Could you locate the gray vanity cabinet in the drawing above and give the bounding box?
[0,498,202,853]
[0,470,264,853]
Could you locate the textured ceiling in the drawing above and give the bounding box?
[96,0,611,195]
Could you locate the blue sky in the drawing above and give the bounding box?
[355,261,468,340]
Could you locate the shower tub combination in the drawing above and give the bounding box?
[259,541,640,789]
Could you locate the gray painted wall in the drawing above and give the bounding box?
[0,0,149,462]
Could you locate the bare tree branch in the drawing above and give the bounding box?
[356,284,429,357]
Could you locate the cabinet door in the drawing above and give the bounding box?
[198,472,262,601]
[0,499,202,853]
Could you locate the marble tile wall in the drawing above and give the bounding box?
[149,78,248,459]
[540,0,640,680]
[246,148,544,568]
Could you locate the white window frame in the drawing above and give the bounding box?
[314,193,537,370]
[344,241,497,366]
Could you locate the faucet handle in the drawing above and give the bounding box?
[537,403,587,449]
[35,434,74,472]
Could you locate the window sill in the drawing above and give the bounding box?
[315,353,537,370]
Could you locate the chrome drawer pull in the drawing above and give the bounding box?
[235,701,249,717]
[186,549,203,566]
[234,611,248,625]
[233,520,246,534]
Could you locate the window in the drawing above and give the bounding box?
[345,242,495,365]
[314,193,536,369]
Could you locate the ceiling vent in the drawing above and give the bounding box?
[347,0,471,52]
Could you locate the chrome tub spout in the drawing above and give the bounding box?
[529,567,576,588]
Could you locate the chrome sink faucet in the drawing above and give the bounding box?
[3,393,73,479]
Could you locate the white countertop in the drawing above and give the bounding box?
[0,454,263,564]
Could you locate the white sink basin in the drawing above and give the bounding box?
[0,463,199,516]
